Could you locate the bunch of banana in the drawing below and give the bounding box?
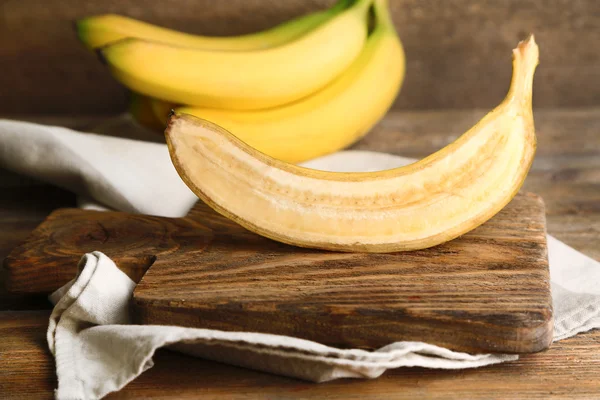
[78,0,405,163]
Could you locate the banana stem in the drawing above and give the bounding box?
[352,0,375,13]
[373,0,394,30]
[507,35,539,106]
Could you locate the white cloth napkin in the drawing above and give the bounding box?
[0,119,197,217]
[2,119,600,399]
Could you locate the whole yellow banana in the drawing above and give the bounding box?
[99,0,372,110]
[77,0,350,50]
[177,0,404,163]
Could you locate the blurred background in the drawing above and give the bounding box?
[1,0,599,115]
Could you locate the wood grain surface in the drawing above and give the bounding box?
[1,0,599,113]
[137,193,552,354]
[3,192,552,354]
[3,208,213,293]
[2,310,600,400]
[0,178,75,310]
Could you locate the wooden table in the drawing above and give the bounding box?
[1,109,599,398]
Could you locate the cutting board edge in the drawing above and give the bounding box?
[131,296,554,354]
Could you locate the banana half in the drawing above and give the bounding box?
[166,36,539,253]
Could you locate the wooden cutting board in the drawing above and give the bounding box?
[4,193,552,354]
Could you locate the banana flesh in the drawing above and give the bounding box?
[177,0,404,163]
[165,36,539,252]
[99,0,371,110]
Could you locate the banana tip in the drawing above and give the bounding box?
[513,34,539,63]
[522,34,536,47]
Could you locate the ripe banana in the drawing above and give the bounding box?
[176,0,404,163]
[165,36,539,253]
[99,0,371,110]
[77,0,350,50]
